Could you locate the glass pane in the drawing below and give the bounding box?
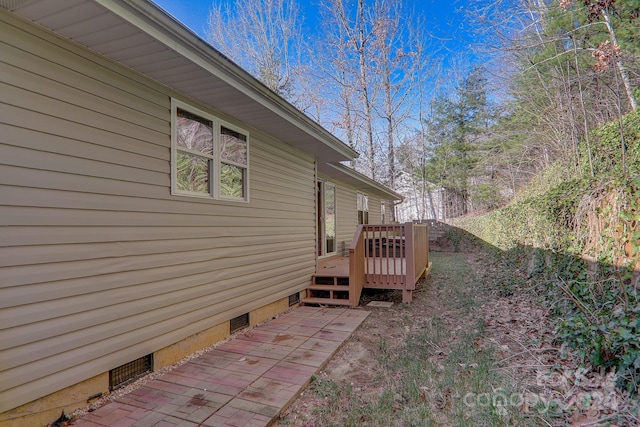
[325,185,336,253]
[177,151,210,193]
[220,126,247,165]
[220,163,245,198]
[357,193,369,224]
[177,109,213,155]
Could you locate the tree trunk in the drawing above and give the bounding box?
[602,9,638,110]
[357,0,376,178]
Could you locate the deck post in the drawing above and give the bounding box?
[348,225,365,307]
[404,222,416,291]
[402,289,413,303]
[415,224,429,279]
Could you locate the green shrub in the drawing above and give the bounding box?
[454,110,640,393]
[580,109,640,180]
[555,268,640,393]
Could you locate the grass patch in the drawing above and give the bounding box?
[302,251,550,426]
[431,253,479,314]
[398,320,524,426]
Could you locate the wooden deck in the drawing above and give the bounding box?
[318,256,408,287]
[317,256,350,277]
[306,223,431,307]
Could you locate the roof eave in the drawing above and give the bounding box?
[99,0,359,161]
[323,163,404,201]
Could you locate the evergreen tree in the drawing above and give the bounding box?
[423,67,492,218]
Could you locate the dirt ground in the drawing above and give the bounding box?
[275,247,639,427]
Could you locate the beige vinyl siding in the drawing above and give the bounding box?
[322,178,387,250]
[335,182,357,250]
[368,196,383,224]
[0,10,316,413]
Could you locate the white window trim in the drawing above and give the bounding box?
[171,98,249,202]
[357,192,369,225]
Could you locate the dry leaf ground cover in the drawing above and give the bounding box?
[276,246,639,426]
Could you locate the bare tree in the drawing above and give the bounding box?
[560,0,638,110]
[461,0,638,201]
[314,3,362,155]
[206,0,306,102]
[371,0,418,191]
[318,0,431,188]
[325,0,378,179]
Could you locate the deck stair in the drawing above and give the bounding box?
[304,223,430,307]
[303,273,352,306]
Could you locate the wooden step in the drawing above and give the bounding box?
[307,284,350,292]
[312,275,349,285]
[312,274,350,279]
[312,275,350,286]
[301,297,352,307]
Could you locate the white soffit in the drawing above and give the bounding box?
[320,163,403,201]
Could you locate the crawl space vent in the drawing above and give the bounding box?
[289,292,300,306]
[230,313,250,333]
[109,354,153,391]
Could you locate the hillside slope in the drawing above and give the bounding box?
[453,110,640,394]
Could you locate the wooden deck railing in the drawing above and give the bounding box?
[363,224,407,286]
[348,225,366,307]
[410,223,429,284]
[349,222,430,304]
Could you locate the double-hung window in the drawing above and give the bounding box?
[171,100,248,201]
[357,192,369,224]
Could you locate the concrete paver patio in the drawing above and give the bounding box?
[74,306,369,427]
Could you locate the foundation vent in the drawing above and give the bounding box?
[289,292,301,306]
[109,354,153,391]
[230,312,250,333]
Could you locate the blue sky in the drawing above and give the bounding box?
[151,0,474,58]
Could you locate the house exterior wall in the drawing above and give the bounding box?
[335,183,357,251]
[323,177,385,251]
[0,9,316,416]
[368,197,383,224]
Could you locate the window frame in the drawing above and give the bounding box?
[357,192,369,225]
[171,99,249,202]
[323,182,337,256]
[218,121,249,201]
[317,180,337,258]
